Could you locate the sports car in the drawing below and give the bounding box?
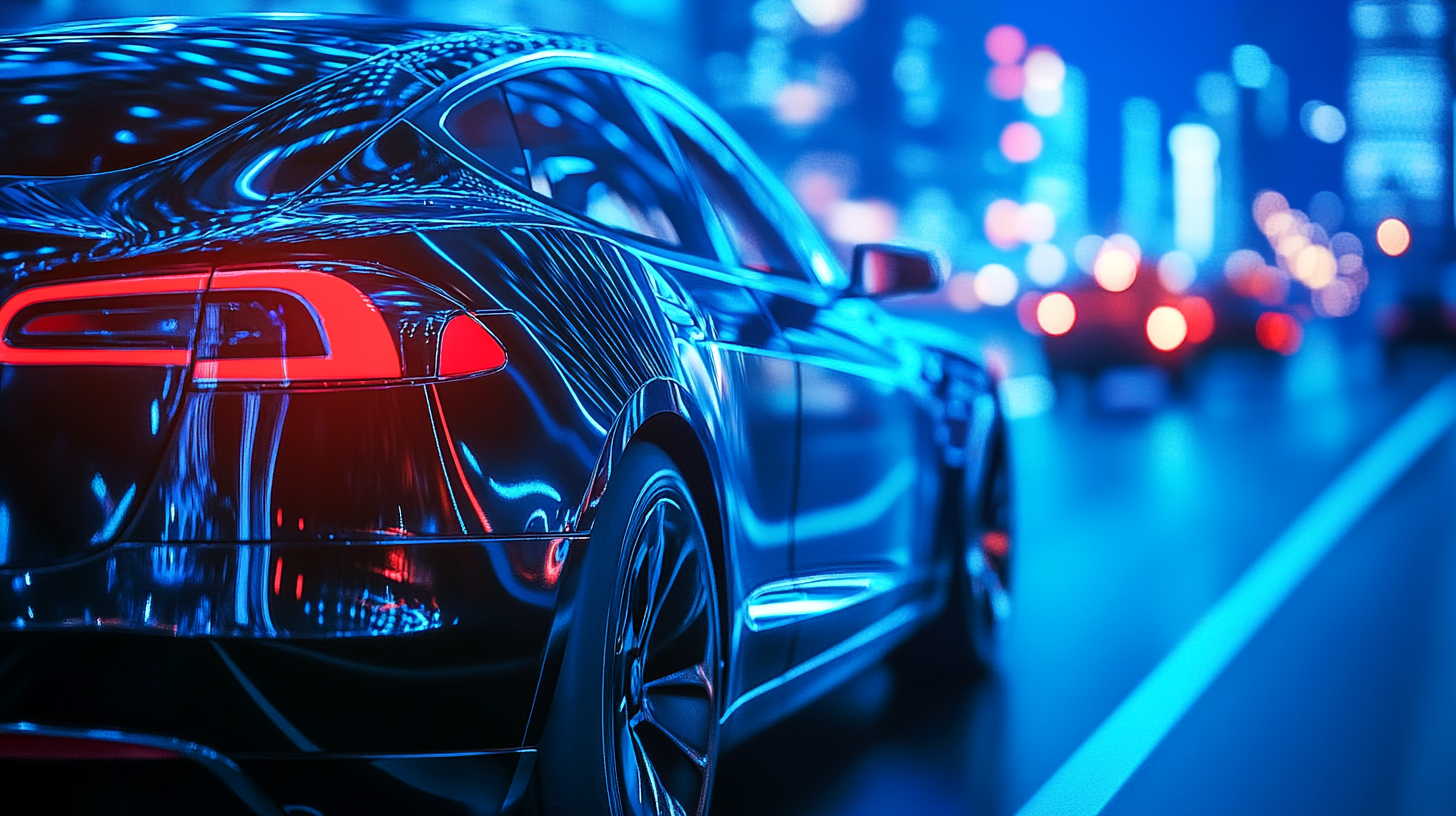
[0,15,1010,815]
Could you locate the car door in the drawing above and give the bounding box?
[641,92,938,671]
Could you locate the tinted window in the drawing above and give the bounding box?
[442,85,528,182]
[502,69,709,253]
[668,125,807,280]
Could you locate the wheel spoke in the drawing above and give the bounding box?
[620,721,646,814]
[643,664,713,695]
[637,503,668,643]
[631,727,683,816]
[645,534,698,649]
[639,700,710,770]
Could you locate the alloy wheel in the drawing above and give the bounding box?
[609,488,719,816]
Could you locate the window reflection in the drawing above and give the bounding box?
[443,84,527,182]
[500,69,709,254]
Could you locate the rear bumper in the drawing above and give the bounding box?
[0,537,584,756]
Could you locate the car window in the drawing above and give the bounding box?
[665,123,809,281]
[443,84,528,182]
[500,69,710,255]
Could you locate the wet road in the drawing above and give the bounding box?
[713,332,1456,816]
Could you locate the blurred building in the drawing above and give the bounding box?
[1344,0,1451,304]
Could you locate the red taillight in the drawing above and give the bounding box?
[0,267,508,385]
[438,313,507,378]
[193,269,401,384]
[0,273,207,367]
[0,733,178,761]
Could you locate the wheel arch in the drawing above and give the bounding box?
[573,377,734,685]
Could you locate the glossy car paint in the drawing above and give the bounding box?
[0,16,1002,814]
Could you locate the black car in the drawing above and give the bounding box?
[0,15,1010,816]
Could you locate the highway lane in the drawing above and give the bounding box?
[713,340,1456,816]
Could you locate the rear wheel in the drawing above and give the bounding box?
[895,423,1013,681]
[540,443,721,816]
[965,427,1012,667]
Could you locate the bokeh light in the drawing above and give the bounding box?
[1026,242,1068,286]
[1158,250,1197,293]
[1074,235,1104,272]
[1300,101,1347,143]
[1000,121,1043,163]
[827,199,898,244]
[773,81,828,125]
[1181,296,1215,343]
[987,64,1025,100]
[790,0,867,32]
[1252,190,1290,226]
[1093,247,1137,292]
[945,270,981,311]
[1231,44,1271,89]
[1256,312,1303,355]
[1019,201,1056,243]
[1377,218,1411,256]
[974,263,1019,306]
[1036,292,1076,336]
[1292,244,1337,289]
[984,24,1026,65]
[1146,306,1188,351]
[984,198,1023,249]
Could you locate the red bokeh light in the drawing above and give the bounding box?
[1180,296,1215,343]
[1256,312,1303,355]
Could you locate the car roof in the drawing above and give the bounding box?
[3,13,476,54]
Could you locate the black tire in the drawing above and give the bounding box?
[894,420,1013,682]
[539,442,722,816]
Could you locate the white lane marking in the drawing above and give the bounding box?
[1017,372,1456,816]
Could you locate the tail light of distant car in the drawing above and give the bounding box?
[0,264,506,385]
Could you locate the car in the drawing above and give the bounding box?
[0,15,1010,816]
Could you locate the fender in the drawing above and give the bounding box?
[523,377,728,747]
[571,376,726,535]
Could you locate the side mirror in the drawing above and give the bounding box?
[848,244,943,298]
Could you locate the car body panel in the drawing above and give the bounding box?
[0,15,1003,812]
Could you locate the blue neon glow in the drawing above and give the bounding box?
[0,503,9,566]
[90,474,107,502]
[458,442,483,475]
[128,105,161,119]
[223,68,265,85]
[197,76,238,94]
[1016,373,1456,816]
[175,51,216,66]
[114,130,137,145]
[150,400,160,435]
[489,477,563,502]
[235,147,282,202]
[34,113,59,125]
[89,484,136,545]
[18,94,45,105]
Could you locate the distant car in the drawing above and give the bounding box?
[0,15,1011,816]
[1038,263,1211,375]
[1038,262,1303,384]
